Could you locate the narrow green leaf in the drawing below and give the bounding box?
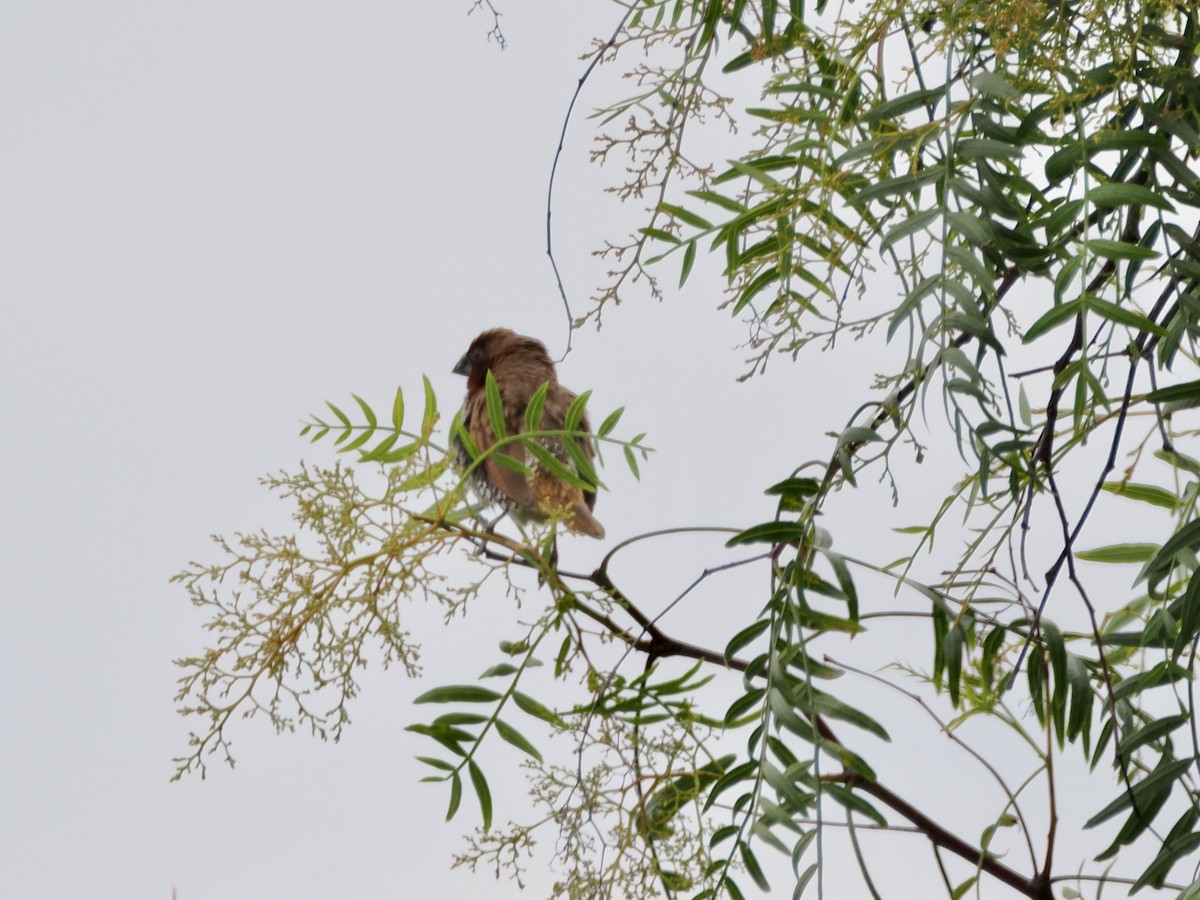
[562,438,600,489]
[1102,482,1179,511]
[359,431,401,462]
[1023,299,1081,343]
[686,188,749,214]
[1140,518,1200,596]
[879,207,941,254]
[1085,295,1169,337]
[726,158,787,192]
[680,240,697,287]
[495,719,543,762]
[326,401,351,429]
[421,374,438,439]
[391,386,405,430]
[1088,181,1175,212]
[597,406,624,437]
[725,620,770,662]
[416,756,456,772]
[726,520,806,546]
[484,371,507,439]
[352,393,377,429]
[946,211,993,246]
[522,381,549,432]
[479,663,518,679]
[1119,714,1189,756]
[659,201,713,229]
[446,772,462,821]
[642,226,681,246]
[432,712,488,727]
[468,760,492,831]
[565,390,591,433]
[1147,379,1200,407]
[512,691,560,725]
[340,424,376,453]
[863,85,944,124]
[739,842,771,892]
[971,70,1017,99]
[525,441,588,489]
[1084,757,1193,828]
[414,685,503,704]
[1075,543,1158,563]
[623,444,641,479]
[1084,239,1159,261]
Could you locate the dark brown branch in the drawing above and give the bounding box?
[843,774,1054,900]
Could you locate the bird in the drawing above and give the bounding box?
[452,328,605,539]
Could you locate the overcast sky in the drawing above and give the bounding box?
[0,3,1175,899]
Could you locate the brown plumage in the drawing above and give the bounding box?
[452,328,605,539]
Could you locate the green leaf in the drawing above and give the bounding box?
[658,201,713,229]
[822,549,859,621]
[764,477,821,506]
[484,371,507,439]
[623,444,641,479]
[495,719,543,762]
[739,842,771,892]
[359,431,401,462]
[525,441,588,490]
[1101,482,1179,511]
[1085,295,1169,337]
[326,400,351,430]
[512,691,560,725]
[687,188,749,214]
[340,423,376,453]
[468,760,493,831]
[1119,713,1189,756]
[726,158,788,192]
[1084,239,1159,261]
[421,374,438,440]
[565,390,591,433]
[1023,298,1081,343]
[390,386,405,430]
[640,226,680,244]
[446,772,462,821]
[879,207,942,254]
[1140,518,1200,596]
[971,70,1017,99]
[725,620,770,662]
[352,393,377,430]
[524,381,549,432]
[726,520,807,546]
[416,755,456,772]
[1075,543,1158,563]
[1147,379,1200,407]
[414,685,503,704]
[1088,181,1175,212]
[1084,757,1193,828]
[479,663,518,679]
[946,211,993,247]
[679,240,697,287]
[820,782,887,826]
[597,406,624,437]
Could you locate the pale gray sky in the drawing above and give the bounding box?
[0,3,1170,899]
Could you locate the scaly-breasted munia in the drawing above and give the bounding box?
[452,328,605,538]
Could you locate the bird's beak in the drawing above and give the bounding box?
[452,354,471,377]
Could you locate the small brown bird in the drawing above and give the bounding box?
[452,328,605,539]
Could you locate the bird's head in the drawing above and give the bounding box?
[453,329,553,390]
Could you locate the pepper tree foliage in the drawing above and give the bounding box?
[173,1,1200,898]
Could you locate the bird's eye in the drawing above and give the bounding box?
[470,346,483,362]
